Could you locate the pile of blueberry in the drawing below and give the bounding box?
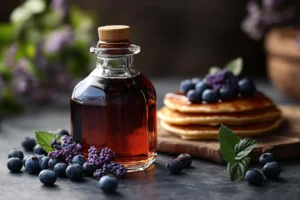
[166,153,193,174]
[6,129,122,193]
[179,70,257,103]
[245,152,282,185]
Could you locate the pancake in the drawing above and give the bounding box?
[158,106,282,126]
[160,117,283,140]
[164,92,274,113]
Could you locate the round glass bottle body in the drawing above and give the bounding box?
[70,44,157,171]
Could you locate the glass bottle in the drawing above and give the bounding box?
[70,25,157,172]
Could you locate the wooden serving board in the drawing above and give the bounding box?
[157,105,300,164]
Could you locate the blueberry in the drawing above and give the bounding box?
[191,78,202,84]
[98,175,118,193]
[72,155,86,166]
[36,154,45,162]
[33,145,47,156]
[166,159,184,174]
[186,90,202,102]
[263,161,282,180]
[195,81,210,94]
[66,164,82,181]
[238,78,257,97]
[82,162,96,177]
[7,158,23,173]
[202,89,219,103]
[48,158,60,170]
[23,155,33,167]
[57,129,70,137]
[179,79,195,94]
[54,163,68,177]
[219,85,237,101]
[21,137,36,152]
[40,157,50,170]
[259,152,275,167]
[8,149,24,160]
[25,156,41,174]
[176,153,193,168]
[39,170,57,186]
[245,169,264,185]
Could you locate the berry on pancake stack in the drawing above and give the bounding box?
[158,58,282,139]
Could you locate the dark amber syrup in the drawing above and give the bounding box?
[70,73,157,167]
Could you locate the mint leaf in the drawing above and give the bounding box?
[234,138,258,160]
[224,57,243,76]
[218,124,239,163]
[209,66,221,75]
[228,157,250,181]
[35,131,57,153]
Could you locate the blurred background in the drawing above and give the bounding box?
[0,0,299,114]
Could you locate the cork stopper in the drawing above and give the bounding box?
[98,25,130,42]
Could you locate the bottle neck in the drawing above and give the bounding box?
[90,55,139,78]
[90,41,141,78]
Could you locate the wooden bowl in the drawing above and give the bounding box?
[265,27,300,99]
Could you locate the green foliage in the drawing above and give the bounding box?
[0,0,96,116]
[218,124,258,181]
[209,57,243,75]
[35,130,58,153]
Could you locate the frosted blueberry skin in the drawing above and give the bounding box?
[25,156,41,174]
[21,137,36,152]
[202,89,219,103]
[39,170,57,186]
[98,175,118,193]
[179,80,195,94]
[238,78,257,97]
[82,162,96,177]
[72,155,86,166]
[263,161,282,180]
[259,152,275,167]
[186,90,202,102]
[40,157,51,170]
[7,158,23,173]
[166,159,184,174]
[66,164,82,181]
[176,153,193,168]
[57,129,70,137]
[8,149,24,160]
[245,169,264,185]
[34,145,47,156]
[54,163,68,177]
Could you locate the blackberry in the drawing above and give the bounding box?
[7,158,23,173]
[21,137,36,152]
[8,149,24,160]
[87,146,115,168]
[48,136,82,163]
[205,70,238,91]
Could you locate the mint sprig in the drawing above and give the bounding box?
[209,57,243,76]
[35,130,58,153]
[218,124,258,181]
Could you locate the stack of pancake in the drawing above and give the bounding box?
[158,92,282,139]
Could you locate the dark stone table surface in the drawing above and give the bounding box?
[0,79,299,200]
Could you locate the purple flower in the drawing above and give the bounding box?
[6,43,18,67]
[44,26,73,54]
[51,0,69,18]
